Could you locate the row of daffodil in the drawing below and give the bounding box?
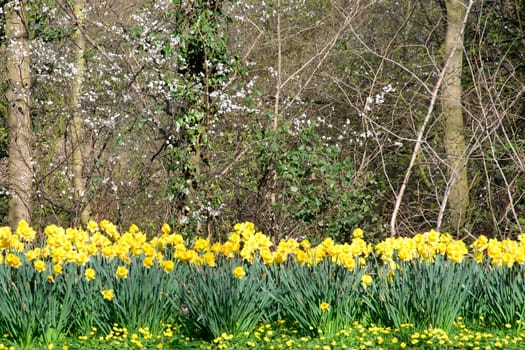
[0,220,523,274]
[376,231,525,267]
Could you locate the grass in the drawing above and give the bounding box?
[0,319,524,350]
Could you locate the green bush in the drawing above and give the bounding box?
[272,122,383,242]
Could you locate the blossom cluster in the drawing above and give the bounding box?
[1,220,524,285]
[375,229,469,265]
[470,234,525,267]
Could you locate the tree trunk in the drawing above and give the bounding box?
[70,0,91,226]
[5,0,32,227]
[442,0,469,232]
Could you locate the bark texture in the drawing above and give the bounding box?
[5,0,32,227]
[70,0,91,225]
[442,0,469,231]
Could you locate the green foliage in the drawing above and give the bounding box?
[0,258,75,348]
[271,122,383,241]
[95,256,186,335]
[69,262,111,336]
[267,260,366,336]
[365,256,474,333]
[179,257,273,339]
[481,264,525,327]
[148,0,241,236]
[0,254,185,348]
[27,1,68,42]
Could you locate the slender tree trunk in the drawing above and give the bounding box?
[70,0,91,225]
[442,0,469,231]
[389,0,473,236]
[5,0,32,227]
[269,0,282,231]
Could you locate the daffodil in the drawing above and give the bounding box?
[101,289,114,301]
[320,302,330,312]
[85,268,96,281]
[5,253,22,268]
[232,266,246,279]
[361,274,373,288]
[34,260,46,272]
[115,266,129,279]
[161,260,175,273]
[53,264,63,275]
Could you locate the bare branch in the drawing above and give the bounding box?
[390,0,475,236]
